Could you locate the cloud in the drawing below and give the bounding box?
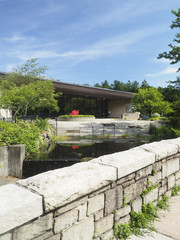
[4,34,34,43]
[146,67,178,77]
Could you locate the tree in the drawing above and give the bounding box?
[158,8,180,72]
[131,87,173,117]
[140,80,150,89]
[0,59,59,118]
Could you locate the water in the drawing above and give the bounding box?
[23,138,148,178]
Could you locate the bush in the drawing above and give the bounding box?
[151,113,161,118]
[0,119,51,158]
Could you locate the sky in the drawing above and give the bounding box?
[0,0,179,88]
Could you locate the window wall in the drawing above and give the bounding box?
[58,94,108,118]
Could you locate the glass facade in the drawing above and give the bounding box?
[58,94,108,118]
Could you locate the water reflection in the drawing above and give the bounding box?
[23,138,147,178]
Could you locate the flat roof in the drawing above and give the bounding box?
[0,71,134,100]
[52,80,134,100]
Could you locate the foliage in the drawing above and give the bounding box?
[171,185,180,196]
[34,117,50,131]
[149,125,180,141]
[122,196,127,207]
[69,110,79,115]
[0,120,40,157]
[0,59,59,118]
[158,8,180,72]
[0,119,51,158]
[131,87,173,117]
[151,113,160,118]
[114,198,170,239]
[157,194,170,211]
[114,223,132,240]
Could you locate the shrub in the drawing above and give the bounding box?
[151,113,161,118]
[0,119,51,158]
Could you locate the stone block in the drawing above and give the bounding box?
[46,234,61,240]
[94,214,114,237]
[13,214,53,240]
[135,165,152,180]
[88,185,110,198]
[18,162,116,212]
[55,197,87,216]
[115,205,131,221]
[0,184,43,235]
[175,171,180,180]
[161,138,180,152]
[148,172,162,186]
[166,190,172,198]
[61,217,94,240]
[139,141,178,161]
[161,178,168,186]
[121,179,135,188]
[76,203,87,221]
[91,148,155,179]
[176,179,180,185]
[8,144,25,178]
[87,194,104,216]
[143,188,158,204]
[0,233,12,240]
[105,185,123,215]
[100,229,114,240]
[117,173,135,185]
[152,162,162,172]
[168,175,176,189]
[54,209,78,233]
[162,158,179,178]
[132,198,142,213]
[116,215,130,225]
[159,185,167,196]
[33,231,57,240]
[94,210,104,221]
[124,178,146,203]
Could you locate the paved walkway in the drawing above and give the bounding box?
[130,195,180,240]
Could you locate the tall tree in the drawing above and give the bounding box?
[0,59,59,118]
[158,8,180,72]
[131,87,173,117]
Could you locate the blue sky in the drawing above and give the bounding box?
[0,0,179,88]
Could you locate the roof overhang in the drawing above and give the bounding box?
[52,81,134,100]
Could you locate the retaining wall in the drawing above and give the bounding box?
[0,138,180,240]
[51,119,166,136]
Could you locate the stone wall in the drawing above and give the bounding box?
[52,119,166,136]
[0,145,25,178]
[0,138,180,240]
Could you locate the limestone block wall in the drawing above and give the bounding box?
[53,119,165,136]
[0,138,180,240]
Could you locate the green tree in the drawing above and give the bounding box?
[0,59,59,118]
[131,87,173,117]
[158,8,180,72]
[140,80,150,89]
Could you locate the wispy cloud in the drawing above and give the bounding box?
[4,34,34,43]
[146,67,178,77]
[4,25,168,66]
